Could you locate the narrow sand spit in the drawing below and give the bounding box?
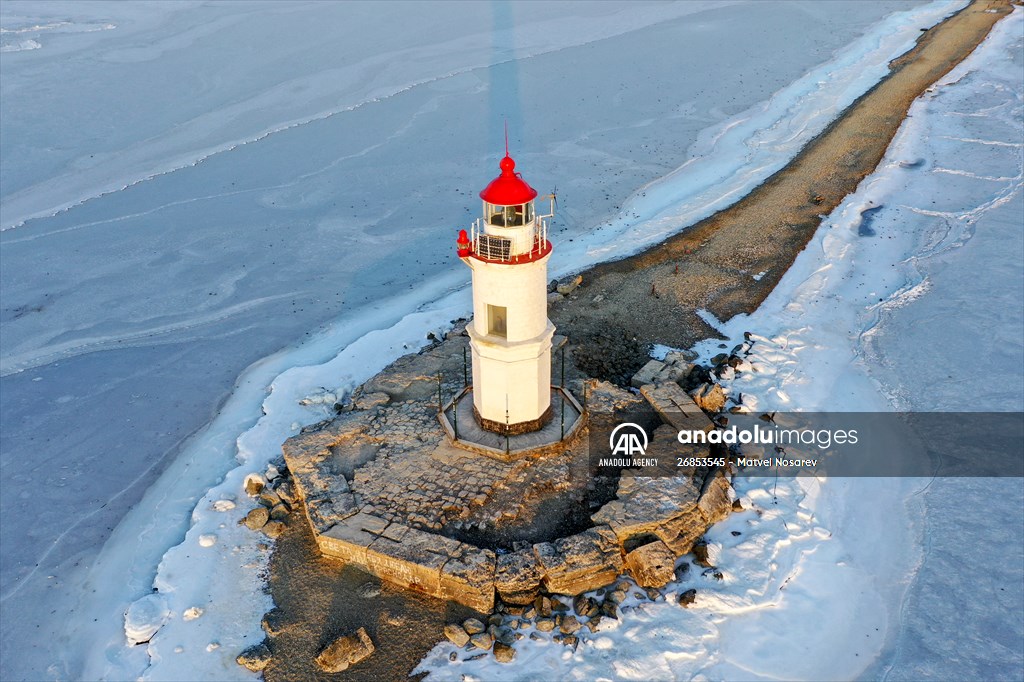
[265,2,1014,679]
[558,0,1015,350]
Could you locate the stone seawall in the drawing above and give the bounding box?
[299,472,732,612]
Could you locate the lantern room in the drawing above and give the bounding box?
[480,155,537,229]
[484,201,535,227]
[465,155,554,261]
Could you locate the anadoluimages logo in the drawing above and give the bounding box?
[609,423,648,456]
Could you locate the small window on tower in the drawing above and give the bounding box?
[487,304,507,338]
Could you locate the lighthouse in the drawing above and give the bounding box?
[456,152,556,435]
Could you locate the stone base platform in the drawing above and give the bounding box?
[438,386,585,460]
[279,330,735,612]
[282,369,734,613]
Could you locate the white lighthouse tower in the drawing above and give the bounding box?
[456,151,555,435]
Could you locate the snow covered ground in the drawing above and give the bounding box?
[3,0,1019,680]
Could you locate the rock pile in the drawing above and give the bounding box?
[571,326,650,386]
[442,577,684,663]
[239,461,295,539]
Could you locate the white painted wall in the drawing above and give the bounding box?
[468,325,553,424]
[466,253,554,425]
[469,256,550,343]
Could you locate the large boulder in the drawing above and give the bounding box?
[244,507,270,531]
[261,520,286,538]
[493,641,516,663]
[463,618,485,635]
[697,475,733,525]
[443,623,470,647]
[573,594,600,618]
[315,627,375,673]
[556,274,583,295]
[244,473,266,497]
[690,383,726,413]
[624,540,676,588]
[261,609,287,636]
[469,632,493,650]
[559,615,582,635]
[664,350,698,365]
[236,641,272,672]
[274,479,297,505]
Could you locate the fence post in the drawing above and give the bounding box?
[561,391,565,441]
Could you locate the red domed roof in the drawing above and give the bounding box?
[479,155,538,205]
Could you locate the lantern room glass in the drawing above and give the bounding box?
[485,202,534,227]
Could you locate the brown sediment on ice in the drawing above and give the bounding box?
[262,2,1013,679]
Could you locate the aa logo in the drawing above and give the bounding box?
[609,423,648,456]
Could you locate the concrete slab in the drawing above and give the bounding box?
[317,512,389,564]
[639,382,714,433]
[631,359,666,388]
[364,526,458,594]
[304,492,358,534]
